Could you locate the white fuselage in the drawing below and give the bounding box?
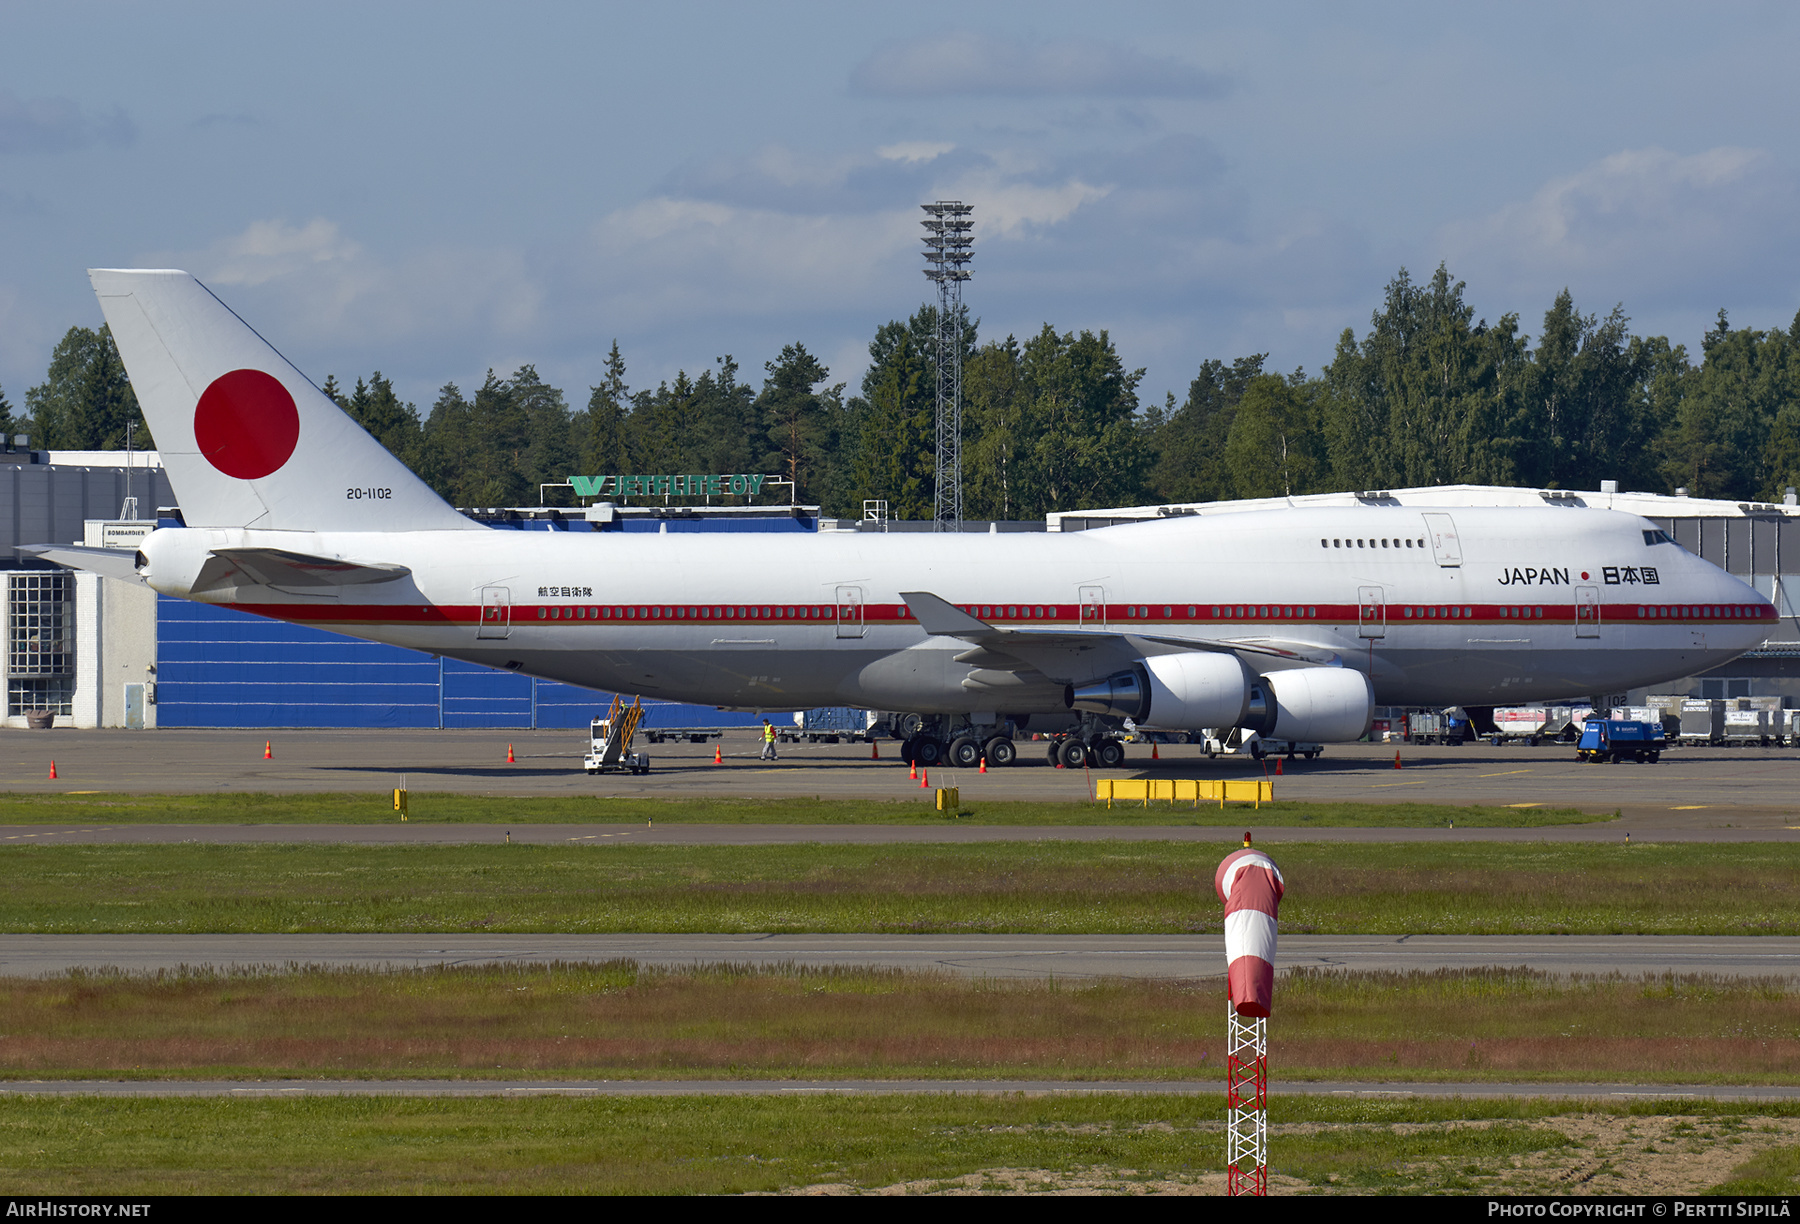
[140,505,1772,715]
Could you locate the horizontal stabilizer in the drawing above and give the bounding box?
[194,548,412,592]
[18,544,147,585]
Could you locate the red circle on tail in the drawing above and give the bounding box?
[194,369,300,480]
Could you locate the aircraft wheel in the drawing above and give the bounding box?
[984,737,1017,767]
[915,738,943,768]
[1649,751,1661,763]
[1057,739,1088,769]
[1046,741,1062,765]
[1249,743,1265,761]
[1094,739,1125,769]
[947,736,982,769]
[900,738,919,765]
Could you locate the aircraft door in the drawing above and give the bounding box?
[1358,585,1386,638]
[836,585,865,639]
[478,586,511,639]
[1575,586,1600,639]
[1422,513,1463,567]
[1079,585,1106,627]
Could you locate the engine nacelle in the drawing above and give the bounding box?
[1067,652,1253,730]
[1244,667,1374,743]
[136,527,214,597]
[1141,652,1255,729]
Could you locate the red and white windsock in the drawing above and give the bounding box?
[1215,842,1285,1017]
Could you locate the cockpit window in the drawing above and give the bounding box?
[1643,529,1673,546]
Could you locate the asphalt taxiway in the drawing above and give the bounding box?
[0,728,1795,830]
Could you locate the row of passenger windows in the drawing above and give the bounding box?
[1638,604,1766,619]
[1323,537,1426,549]
[534,601,1768,623]
[537,605,849,621]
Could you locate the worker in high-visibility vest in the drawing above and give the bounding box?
[761,719,778,760]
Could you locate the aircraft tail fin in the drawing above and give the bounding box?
[88,269,472,532]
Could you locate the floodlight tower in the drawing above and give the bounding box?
[921,201,973,532]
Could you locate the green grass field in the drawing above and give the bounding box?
[2,840,1794,934]
[0,1092,1792,1195]
[0,790,1603,827]
[2,964,1797,1085]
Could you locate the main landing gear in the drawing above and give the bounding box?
[1045,734,1126,769]
[900,727,1019,768]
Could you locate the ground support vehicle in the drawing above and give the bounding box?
[585,696,651,775]
[1576,718,1664,764]
[640,726,726,745]
[780,706,873,744]
[1405,710,1471,745]
[1489,705,1562,746]
[1199,727,1323,761]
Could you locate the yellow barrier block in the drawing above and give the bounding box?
[935,786,960,813]
[1098,777,1271,809]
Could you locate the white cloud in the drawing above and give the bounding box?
[851,32,1226,99]
[198,218,363,288]
[877,141,955,165]
[931,170,1110,239]
[1438,146,1800,310]
[0,89,134,155]
[144,219,542,351]
[582,198,921,321]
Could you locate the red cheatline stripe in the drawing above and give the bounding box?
[213,601,1775,627]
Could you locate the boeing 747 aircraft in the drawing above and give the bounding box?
[31,270,1776,767]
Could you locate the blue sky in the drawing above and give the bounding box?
[3,1,1799,417]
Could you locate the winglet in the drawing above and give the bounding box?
[899,591,995,637]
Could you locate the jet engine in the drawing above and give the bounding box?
[1067,653,1373,742]
[1067,652,1254,729]
[1242,667,1374,743]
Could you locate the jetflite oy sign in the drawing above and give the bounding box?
[568,474,772,499]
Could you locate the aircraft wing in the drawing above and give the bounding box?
[195,548,412,592]
[900,590,1342,670]
[18,544,148,585]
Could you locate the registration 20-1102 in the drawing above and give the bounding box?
[346,487,393,500]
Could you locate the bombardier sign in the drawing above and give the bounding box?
[568,474,771,499]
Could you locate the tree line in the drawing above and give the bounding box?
[11,263,1800,515]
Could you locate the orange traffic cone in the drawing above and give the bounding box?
[1394,751,1402,770]
[920,768,929,789]
[507,743,516,763]
[1276,757,1284,776]
[48,761,57,780]
[979,755,987,773]
[1151,742,1160,760]
[713,744,723,764]
[264,740,272,760]
[910,761,917,780]
[870,740,879,760]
